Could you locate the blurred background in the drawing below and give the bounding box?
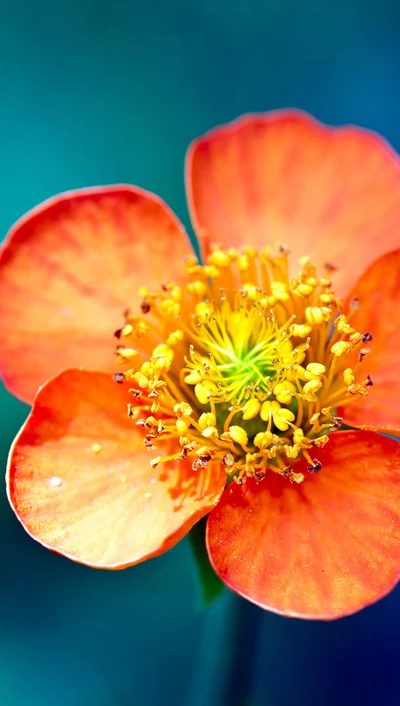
[1,0,400,704]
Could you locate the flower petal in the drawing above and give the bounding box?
[7,369,225,569]
[340,249,400,433]
[187,111,400,296]
[0,186,191,403]
[206,431,400,619]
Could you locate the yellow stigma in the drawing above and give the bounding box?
[113,244,374,485]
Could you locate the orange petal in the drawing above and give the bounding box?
[340,249,400,433]
[187,111,400,296]
[0,186,191,403]
[7,369,225,569]
[206,431,400,619]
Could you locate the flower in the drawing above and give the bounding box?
[2,110,400,620]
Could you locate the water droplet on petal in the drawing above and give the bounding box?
[49,476,63,488]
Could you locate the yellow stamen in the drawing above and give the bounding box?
[227,426,249,447]
[242,399,262,420]
[113,244,374,486]
[331,341,351,357]
[198,412,217,430]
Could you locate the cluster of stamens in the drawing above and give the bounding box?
[113,245,373,485]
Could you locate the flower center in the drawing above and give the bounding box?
[114,245,373,485]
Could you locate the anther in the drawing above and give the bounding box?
[290,323,312,338]
[280,467,292,478]
[307,459,322,473]
[223,453,235,468]
[331,416,343,429]
[290,472,305,484]
[305,362,326,377]
[285,444,301,459]
[343,368,355,386]
[141,299,151,314]
[331,341,350,357]
[198,412,216,430]
[320,292,334,304]
[127,405,137,419]
[242,399,262,420]
[293,428,305,445]
[208,249,231,267]
[121,323,133,337]
[303,379,323,399]
[260,400,281,421]
[273,408,295,431]
[358,347,371,362]
[174,402,193,418]
[184,370,203,384]
[234,475,247,485]
[116,346,138,359]
[296,283,314,297]
[202,426,218,439]
[228,426,249,447]
[176,419,189,435]
[306,306,328,325]
[187,280,207,297]
[192,454,212,471]
[195,381,217,405]
[254,431,274,449]
[280,467,304,484]
[313,435,329,448]
[273,381,295,405]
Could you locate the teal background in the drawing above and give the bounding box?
[1,0,400,704]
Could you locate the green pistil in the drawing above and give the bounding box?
[212,342,278,402]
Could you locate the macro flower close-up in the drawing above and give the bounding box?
[2,109,400,621]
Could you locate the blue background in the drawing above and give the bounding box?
[1,0,400,704]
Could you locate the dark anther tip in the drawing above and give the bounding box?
[141,299,151,314]
[307,459,322,473]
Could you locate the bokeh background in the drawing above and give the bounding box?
[1,0,400,704]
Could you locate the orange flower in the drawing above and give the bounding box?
[2,110,400,620]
